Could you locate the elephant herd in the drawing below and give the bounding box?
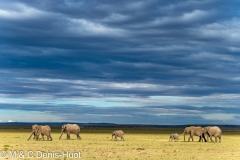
[27,124,125,141]
[27,124,221,143]
[169,126,222,143]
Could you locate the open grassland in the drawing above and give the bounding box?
[0,127,240,160]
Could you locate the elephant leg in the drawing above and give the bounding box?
[207,133,211,142]
[50,134,53,141]
[42,134,44,141]
[190,132,194,141]
[188,133,191,141]
[188,136,193,142]
[200,134,205,142]
[76,133,81,140]
[202,134,207,142]
[35,135,39,141]
[210,135,214,142]
[189,131,194,141]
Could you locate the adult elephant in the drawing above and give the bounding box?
[182,126,206,142]
[28,124,52,141]
[202,126,222,143]
[59,124,81,140]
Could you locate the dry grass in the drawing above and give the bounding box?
[0,127,240,160]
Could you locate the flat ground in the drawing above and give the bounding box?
[0,127,240,160]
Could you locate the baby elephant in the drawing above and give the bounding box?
[112,130,125,141]
[169,133,179,142]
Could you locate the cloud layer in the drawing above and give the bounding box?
[1,0,240,124]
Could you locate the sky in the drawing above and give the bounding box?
[1,0,240,125]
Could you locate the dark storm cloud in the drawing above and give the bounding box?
[1,0,240,124]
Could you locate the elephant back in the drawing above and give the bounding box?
[114,130,124,136]
[66,124,80,133]
[208,126,222,136]
[40,125,51,134]
[43,125,51,131]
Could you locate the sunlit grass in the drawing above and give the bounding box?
[0,127,240,159]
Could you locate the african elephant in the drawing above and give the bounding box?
[182,126,206,142]
[59,124,81,140]
[169,133,179,142]
[112,130,125,141]
[28,124,52,141]
[202,126,222,143]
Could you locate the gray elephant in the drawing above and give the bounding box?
[28,124,52,141]
[112,130,125,141]
[182,126,206,142]
[202,126,222,143]
[59,124,81,140]
[169,133,179,142]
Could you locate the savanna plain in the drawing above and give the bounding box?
[0,126,240,160]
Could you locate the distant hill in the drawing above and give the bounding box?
[0,122,240,130]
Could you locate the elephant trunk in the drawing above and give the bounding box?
[28,132,34,141]
[59,131,64,140]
